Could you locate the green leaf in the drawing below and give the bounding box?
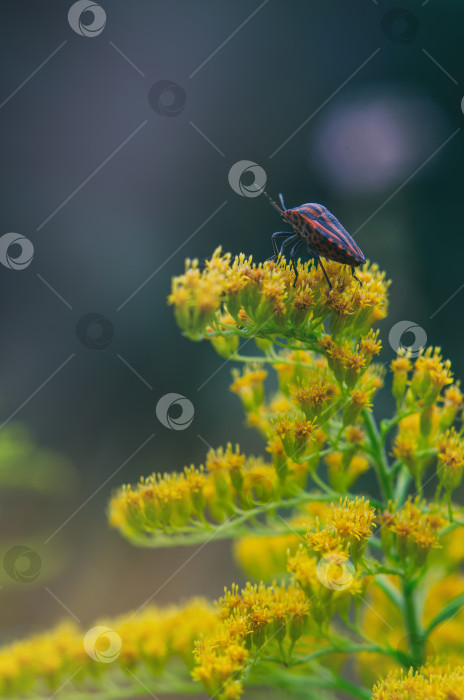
[425,591,464,635]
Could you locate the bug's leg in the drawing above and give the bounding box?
[268,231,292,260]
[351,266,363,286]
[307,247,332,292]
[319,259,333,292]
[289,240,303,286]
[279,193,286,210]
[278,234,298,257]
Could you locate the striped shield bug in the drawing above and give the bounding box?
[263,191,366,290]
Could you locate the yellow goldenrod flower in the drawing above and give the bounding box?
[372,664,464,700]
[436,427,464,495]
[0,600,217,697]
[385,499,443,566]
[193,582,309,699]
[230,365,267,412]
[328,496,376,552]
[273,416,318,466]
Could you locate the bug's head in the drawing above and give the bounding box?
[282,208,297,224]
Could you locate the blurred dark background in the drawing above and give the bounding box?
[0,0,463,646]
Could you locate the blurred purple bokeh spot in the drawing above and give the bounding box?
[309,88,448,193]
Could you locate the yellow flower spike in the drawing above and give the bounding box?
[391,355,412,405]
[230,365,267,412]
[241,462,277,508]
[0,601,218,699]
[410,347,453,408]
[184,465,207,517]
[111,447,280,535]
[436,427,464,496]
[273,416,318,467]
[344,349,367,388]
[386,499,443,566]
[289,286,315,325]
[168,257,224,339]
[287,546,321,599]
[327,291,355,337]
[292,378,340,420]
[372,664,464,700]
[440,383,463,430]
[328,497,376,551]
[207,312,241,358]
[305,520,344,556]
[393,434,419,473]
[342,385,374,425]
[321,337,350,383]
[194,581,310,697]
[359,329,382,364]
[169,251,389,352]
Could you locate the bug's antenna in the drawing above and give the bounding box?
[261,189,284,214]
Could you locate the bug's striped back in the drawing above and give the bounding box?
[287,203,365,266]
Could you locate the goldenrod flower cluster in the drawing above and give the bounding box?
[109,443,306,540]
[193,582,309,700]
[391,348,463,495]
[380,498,444,567]
[0,599,217,697]
[372,664,464,699]
[168,249,389,344]
[3,251,464,700]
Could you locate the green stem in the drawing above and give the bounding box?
[291,641,390,665]
[401,577,424,669]
[362,409,393,502]
[380,409,417,439]
[310,470,338,496]
[394,466,412,505]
